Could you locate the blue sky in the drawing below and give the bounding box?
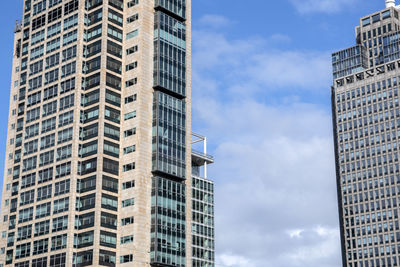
[0,0,390,266]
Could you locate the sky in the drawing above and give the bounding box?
[0,0,391,267]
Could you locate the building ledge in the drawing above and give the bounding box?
[192,149,214,166]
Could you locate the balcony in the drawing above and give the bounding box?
[192,149,214,166]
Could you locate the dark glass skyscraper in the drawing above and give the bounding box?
[332,1,400,266]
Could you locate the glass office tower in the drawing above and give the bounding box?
[0,0,215,266]
[191,133,214,267]
[332,1,400,266]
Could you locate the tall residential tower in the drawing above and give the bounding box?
[332,1,400,266]
[0,0,215,266]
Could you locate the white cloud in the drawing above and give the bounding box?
[289,0,359,14]
[217,254,256,267]
[269,33,292,44]
[285,227,340,264]
[192,15,341,267]
[194,99,341,267]
[198,14,232,29]
[244,50,331,90]
[287,229,305,238]
[192,29,332,94]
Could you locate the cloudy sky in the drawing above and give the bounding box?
[0,0,390,266]
[189,0,384,266]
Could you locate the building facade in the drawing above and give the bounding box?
[0,0,215,266]
[191,133,214,267]
[332,1,400,266]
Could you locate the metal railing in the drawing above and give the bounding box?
[192,149,214,161]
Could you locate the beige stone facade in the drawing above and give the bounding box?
[0,0,194,266]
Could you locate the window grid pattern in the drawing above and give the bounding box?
[151,176,186,266]
[152,91,186,179]
[335,76,400,267]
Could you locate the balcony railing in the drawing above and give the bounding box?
[192,149,214,161]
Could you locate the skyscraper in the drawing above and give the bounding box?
[332,1,400,266]
[0,0,215,266]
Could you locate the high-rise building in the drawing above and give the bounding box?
[332,1,400,266]
[0,0,215,266]
[191,133,214,267]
